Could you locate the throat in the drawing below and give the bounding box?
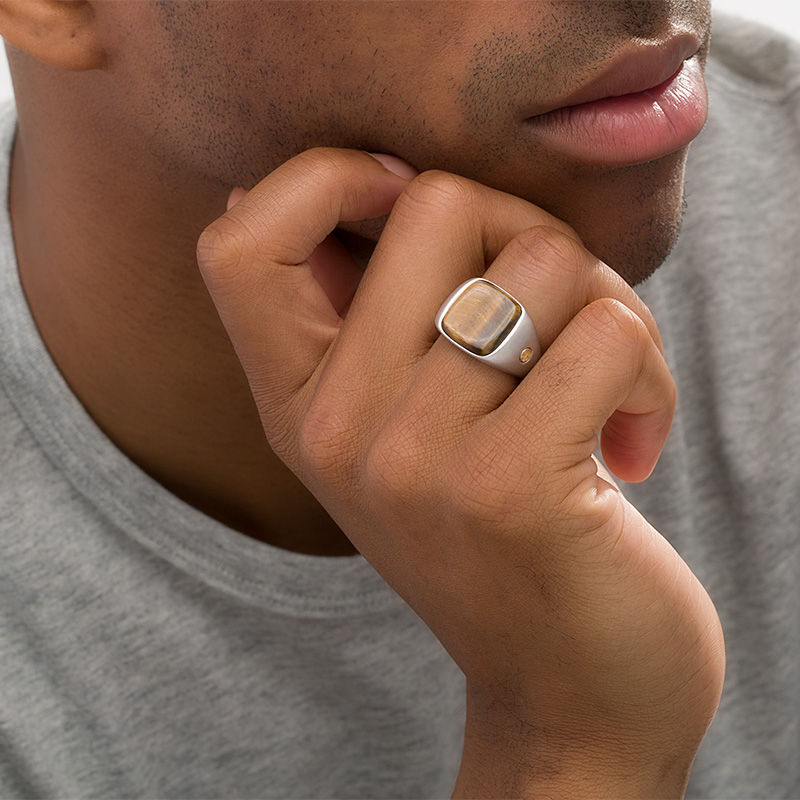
[8,130,359,560]
[151,461,360,557]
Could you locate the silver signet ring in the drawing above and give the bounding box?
[435,278,541,377]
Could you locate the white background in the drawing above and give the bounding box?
[0,0,797,102]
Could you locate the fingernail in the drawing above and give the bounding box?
[226,187,247,211]
[366,152,419,180]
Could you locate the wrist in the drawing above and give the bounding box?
[452,688,697,800]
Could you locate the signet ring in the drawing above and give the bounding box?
[434,278,541,378]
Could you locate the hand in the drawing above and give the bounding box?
[196,148,725,798]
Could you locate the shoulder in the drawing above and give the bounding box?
[688,12,800,191]
[707,12,800,105]
[649,14,800,315]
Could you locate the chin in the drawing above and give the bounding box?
[542,148,691,287]
[580,193,685,286]
[341,145,691,287]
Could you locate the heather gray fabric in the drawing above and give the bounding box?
[625,14,800,798]
[0,115,466,797]
[0,11,798,799]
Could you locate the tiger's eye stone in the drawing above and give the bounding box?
[441,280,521,355]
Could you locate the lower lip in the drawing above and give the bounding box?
[523,56,708,166]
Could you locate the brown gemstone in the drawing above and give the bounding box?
[442,280,521,355]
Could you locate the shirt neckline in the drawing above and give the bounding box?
[0,99,403,618]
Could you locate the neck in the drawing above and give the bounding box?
[9,94,357,557]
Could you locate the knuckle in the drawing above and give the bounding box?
[639,301,663,349]
[296,398,359,488]
[575,299,658,393]
[506,225,588,295]
[634,296,664,354]
[291,146,350,185]
[578,297,649,356]
[196,216,253,284]
[197,208,306,294]
[394,169,476,220]
[512,224,587,280]
[592,263,665,354]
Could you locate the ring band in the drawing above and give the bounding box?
[435,278,541,377]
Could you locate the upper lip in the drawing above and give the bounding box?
[524,33,701,119]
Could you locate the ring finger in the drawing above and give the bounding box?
[407,221,662,426]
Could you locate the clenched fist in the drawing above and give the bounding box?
[196,148,725,799]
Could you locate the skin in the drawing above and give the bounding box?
[197,144,724,797]
[2,2,725,793]
[3,0,711,556]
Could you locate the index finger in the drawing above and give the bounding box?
[195,147,412,412]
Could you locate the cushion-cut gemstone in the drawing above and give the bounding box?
[441,280,521,355]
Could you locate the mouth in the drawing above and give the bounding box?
[522,34,708,166]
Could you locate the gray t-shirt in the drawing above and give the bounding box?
[1,11,798,800]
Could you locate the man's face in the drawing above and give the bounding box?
[100,0,711,283]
